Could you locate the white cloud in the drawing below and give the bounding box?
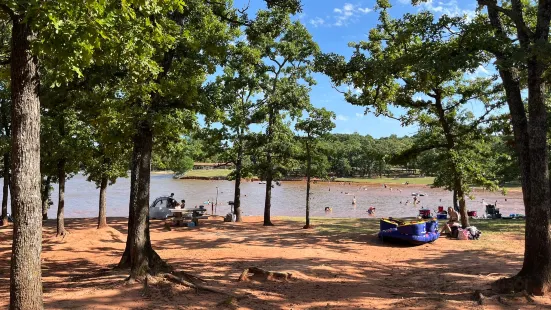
[333,3,372,27]
[417,0,476,21]
[336,114,349,121]
[355,112,365,119]
[310,17,325,27]
[466,65,492,80]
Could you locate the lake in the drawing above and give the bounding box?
[1,173,525,219]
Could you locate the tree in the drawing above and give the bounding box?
[0,76,9,226]
[0,1,179,306]
[295,107,335,228]
[115,1,236,282]
[246,9,319,226]
[79,87,131,229]
[474,0,551,295]
[41,95,91,236]
[203,40,263,222]
[316,6,505,228]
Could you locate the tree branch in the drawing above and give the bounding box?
[478,0,534,40]
[0,4,14,20]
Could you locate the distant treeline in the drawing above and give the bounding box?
[170,132,519,184]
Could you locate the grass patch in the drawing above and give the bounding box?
[279,216,525,236]
[334,177,434,185]
[183,169,232,178]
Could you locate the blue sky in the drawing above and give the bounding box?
[230,0,481,138]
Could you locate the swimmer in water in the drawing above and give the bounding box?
[352,196,356,205]
[325,207,332,212]
[368,207,376,215]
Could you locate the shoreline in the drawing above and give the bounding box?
[152,170,522,192]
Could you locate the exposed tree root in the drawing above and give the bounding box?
[162,273,230,295]
[303,224,314,229]
[56,229,69,240]
[493,275,526,294]
[172,270,207,284]
[238,267,292,282]
[473,290,486,305]
[472,289,536,306]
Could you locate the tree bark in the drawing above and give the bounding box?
[9,14,43,310]
[452,190,459,212]
[119,119,166,281]
[264,164,273,226]
[304,142,311,229]
[97,175,108,229]
[480,0,551,294]
[56,159,67,237]
[41,176,51,221]
[263,109,275,226]
[1,153,9,226]
[234,144,243,222]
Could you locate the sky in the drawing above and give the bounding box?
[230,0,481,138]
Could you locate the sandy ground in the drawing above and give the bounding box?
[0,216,549,310]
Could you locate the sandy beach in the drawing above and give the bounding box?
[0,216,548,309]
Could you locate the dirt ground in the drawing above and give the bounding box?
[0,216,549,310]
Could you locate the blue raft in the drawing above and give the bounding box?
[378,219,440,245]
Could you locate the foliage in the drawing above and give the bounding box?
[295,107,335,179]
[316,7,506,198]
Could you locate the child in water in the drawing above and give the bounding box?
[368,207,376,215]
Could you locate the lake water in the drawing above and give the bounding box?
[2,173,525,219]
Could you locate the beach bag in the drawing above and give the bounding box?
[457,228,469,240]
[467,226,482,240]
[451,226,459,238]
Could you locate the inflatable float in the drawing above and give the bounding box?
[378,218,440,245]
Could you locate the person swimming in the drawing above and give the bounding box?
[368,207,376,215]
[352,196,356,205]
[325,207,332,212]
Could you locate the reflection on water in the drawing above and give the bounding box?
[2,173,525,219]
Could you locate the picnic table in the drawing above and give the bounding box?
[169,207,209,226]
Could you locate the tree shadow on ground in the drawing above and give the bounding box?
[0,217,546,309]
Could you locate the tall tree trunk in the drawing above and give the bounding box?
[120,119,167,281]
[521,52,551,294]
[304,143,311,229]
[482,2,550,294]
[456,186,468,228]
[56,159,67,237]
[97,175,108,229]
[263,109,275,226]
[9,15,43,310]
[234,145,243,222]
[264,162,273,226]
[1,153,9,226]
[433,90,469,227]
[41,176,51,221]
[118,145,138,268]
[452,190,459,212]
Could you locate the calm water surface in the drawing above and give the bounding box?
[2,173,525,219]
